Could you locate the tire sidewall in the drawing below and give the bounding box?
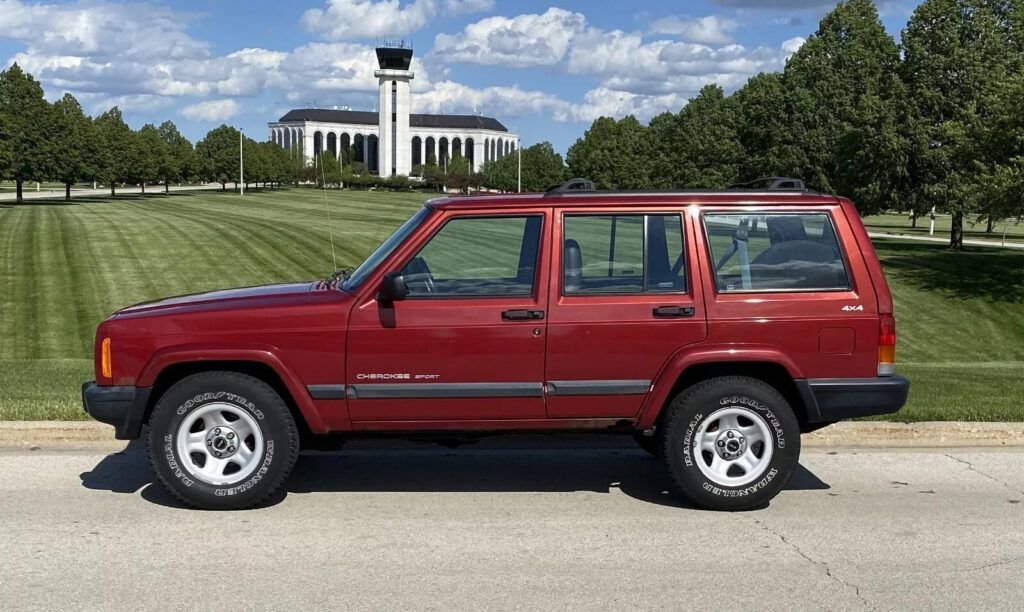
[148,374,295,509]
[664,379,800,510]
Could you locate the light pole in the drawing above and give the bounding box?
[517,137,521,193]
[239,128,245,197]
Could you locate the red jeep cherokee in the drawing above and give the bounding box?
[82,178,909,510]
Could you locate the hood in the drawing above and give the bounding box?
[114,282,316,318]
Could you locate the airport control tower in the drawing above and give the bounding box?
[375,42,414,177]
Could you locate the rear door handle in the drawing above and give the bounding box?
[653,306,695,318]
[502,309,545,321]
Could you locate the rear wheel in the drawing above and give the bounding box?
[660,376,800,511]
[147,371,299,510]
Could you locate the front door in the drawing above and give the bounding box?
[346,210,549,422]
[544,208,708,418]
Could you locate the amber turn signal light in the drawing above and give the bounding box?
[101,337,112,379]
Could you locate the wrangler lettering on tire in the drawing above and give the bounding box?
[660,376,801,511]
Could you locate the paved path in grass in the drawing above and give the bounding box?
[869,230,1024,249]
[1,438,1022,610]
[0,184,225,202]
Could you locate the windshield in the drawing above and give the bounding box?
[340,206,433,291]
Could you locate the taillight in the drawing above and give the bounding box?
[101,337,112,379]
[878,314,895,376]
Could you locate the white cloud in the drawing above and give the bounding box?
[301,0,493,41]
[781,36,806,55]
[432,8,586,67]
[649,15,738,45]
[181,99,240,122]
[0,0,207,60]
[567,28,796,96]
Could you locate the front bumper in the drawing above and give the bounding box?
[797,376,910,423]
[81,381,152,440]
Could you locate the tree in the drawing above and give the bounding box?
[93,107,134,197]
[566,116,650,189]
[485,142,566,192]
[0,63,54,202]
[50,93,97,201]
[157,120,195,193]
[130,124,164,194]
[901,0,1015,248]
[318,151,343,187]
[195,125,241,189]
[648,84,743,189]
[733,72,803,180]
[783,0,904,198]
[444,151,471,192]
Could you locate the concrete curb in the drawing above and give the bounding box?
[2,420,1023,451]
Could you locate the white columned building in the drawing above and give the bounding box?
[267,42,516,176]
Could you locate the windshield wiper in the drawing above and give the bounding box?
[319,267,354,291]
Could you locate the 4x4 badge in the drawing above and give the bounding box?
[841,305,864,311]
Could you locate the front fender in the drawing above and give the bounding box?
[635,345,803,429]
[137,343,328,433]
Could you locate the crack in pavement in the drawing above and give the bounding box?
[754,518,872,611]
[958,555,1024,574]
[944,454,1024,495]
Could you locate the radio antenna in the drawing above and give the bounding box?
[319,154,338,271]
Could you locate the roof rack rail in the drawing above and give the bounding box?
[728,177,806,191]
[545,177,596,196]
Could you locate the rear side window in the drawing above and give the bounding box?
[402,215,542,297]
[562,213,686,295]
[703,213,849,292]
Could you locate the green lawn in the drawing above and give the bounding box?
[863,212,1024,243]
[0,189,1022,421]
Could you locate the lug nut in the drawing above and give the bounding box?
[228,446,235,452]
[727,431,734,438]
[213,428,221,435]
[206,440,212,446]
[227,432,235,440]
[718,440,725,447]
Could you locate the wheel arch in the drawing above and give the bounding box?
[637,351,811,431]
[138,348,328,436]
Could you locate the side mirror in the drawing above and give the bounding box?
[379,271,408,302]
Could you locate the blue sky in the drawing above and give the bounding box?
[0,0,919,154]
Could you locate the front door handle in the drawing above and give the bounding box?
[653,306,695,318]
[502,309,545,321]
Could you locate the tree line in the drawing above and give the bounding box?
[0,64,300,202]
[565,0,1024,249]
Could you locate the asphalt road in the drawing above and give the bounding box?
[1,439,1022,611]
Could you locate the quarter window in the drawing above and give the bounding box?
[402,215,542,297]
[562,214,686,295]
[703,213,849,292]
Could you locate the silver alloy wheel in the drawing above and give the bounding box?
[175,403,264,486]
[692,406,773,487]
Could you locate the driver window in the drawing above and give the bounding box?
[402,215,542,297]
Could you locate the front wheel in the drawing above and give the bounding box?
[660,376,800,511]
[147,372,300,510]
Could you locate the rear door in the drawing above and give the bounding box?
[544,206,708,418]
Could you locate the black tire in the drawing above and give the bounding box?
[660,376,800,511]
[631,431,661,458]
[146,371,300,510]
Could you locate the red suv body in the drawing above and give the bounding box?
[83,181,908,510]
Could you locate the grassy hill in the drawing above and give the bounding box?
[1,188,1022,421]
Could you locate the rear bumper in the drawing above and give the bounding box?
[797,376,910,423]
[81,381,152,440]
